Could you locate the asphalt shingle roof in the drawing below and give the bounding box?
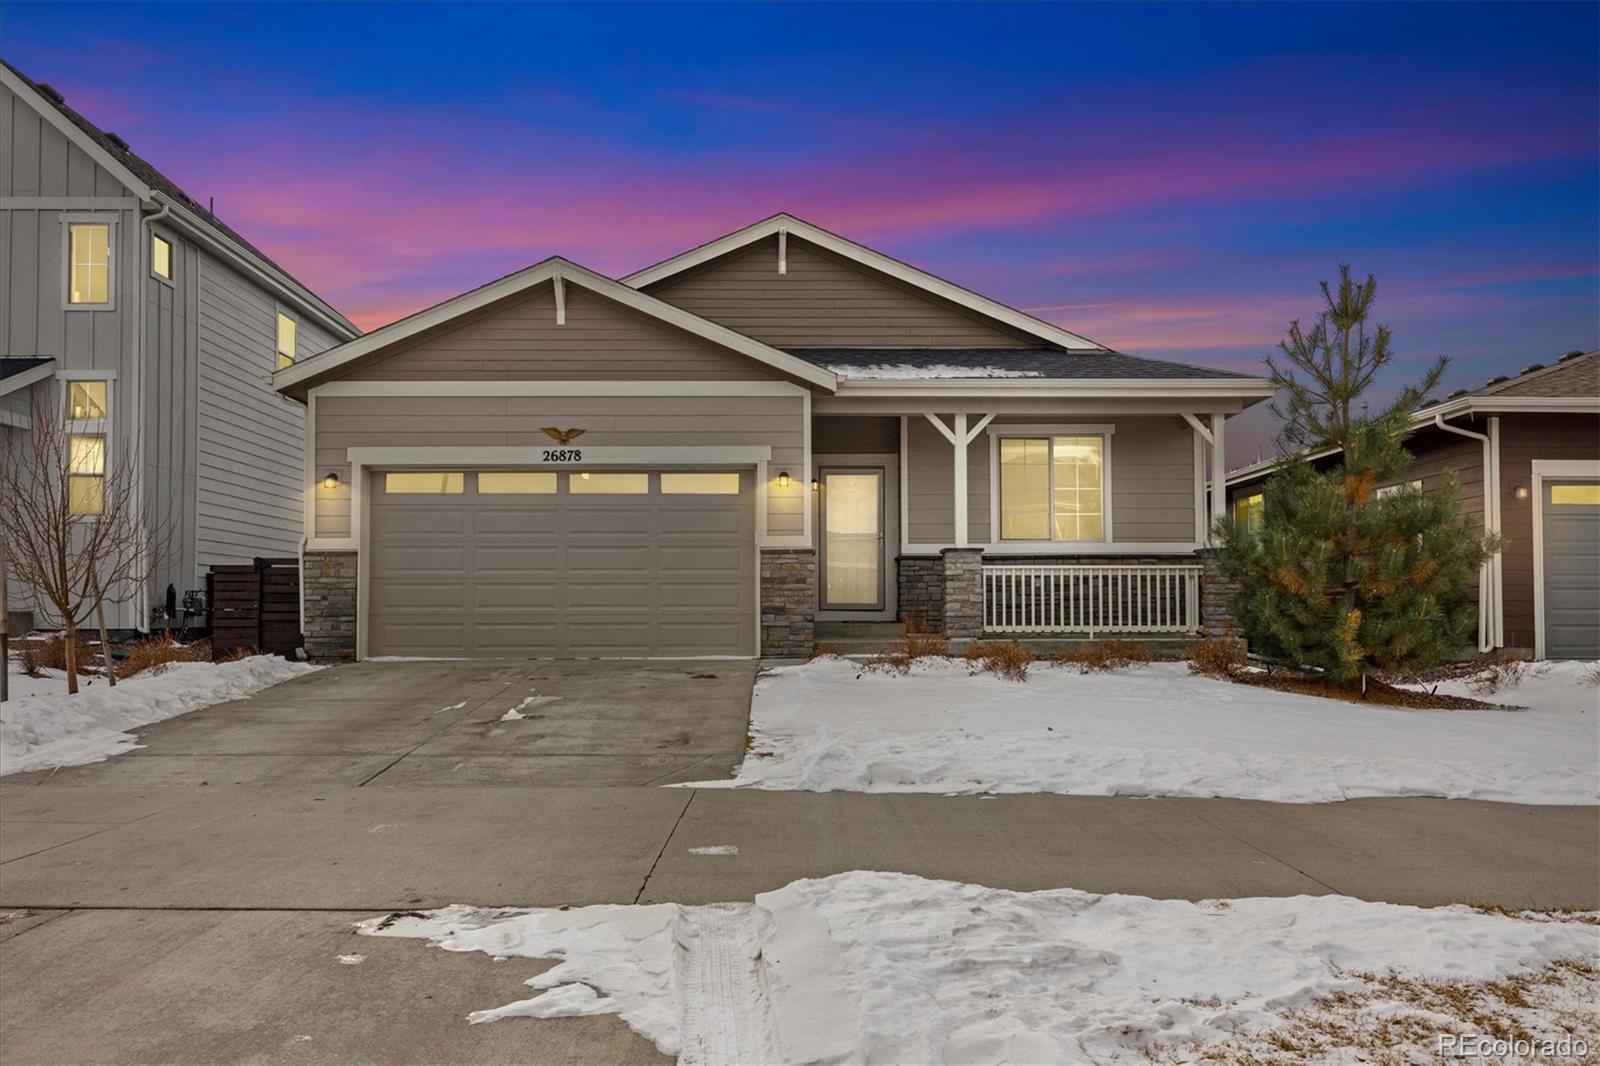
[783,347,1259,380]
[1472,349,1598,399]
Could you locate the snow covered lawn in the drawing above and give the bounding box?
[1,656,319,775]
[361,871,1600,1065]
[680,659,1599,804]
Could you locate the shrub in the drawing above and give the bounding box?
[17,641,45,678]
[1187,633,1247,678]
[1466,655,1547,696]
[1056,639,1152,674]
[28,634,93,676]
[965,640,1033,682]
[808,642,843,661]
[868,619,949,674]
[118,633,208,679]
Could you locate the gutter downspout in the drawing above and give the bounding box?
[134,200,171,633]
[1434,413,1500,652]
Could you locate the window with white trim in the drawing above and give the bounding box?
[64,379,110,515]
[276,312,298,370]
[1233,492,1264,532]
[1373,479,1422,499]
[151,233,172,281]
[998,435,1106,541]
[67,222,112,306]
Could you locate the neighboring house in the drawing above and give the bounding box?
[1,61,360,633]
[275,214,1274,660]
[1224,350,1600,660]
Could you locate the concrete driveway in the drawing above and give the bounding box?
[2,658,1597,1064]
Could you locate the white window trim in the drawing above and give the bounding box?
[987,424,1115,546]
[1373,479,1423,499]
[1530,460,1600,660]
[150,230,174,286]
[59,372,114,517]
[276,308,299,370]
[60,214,118,311]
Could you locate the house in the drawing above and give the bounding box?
[0,60,360,633]
[1224,350,1600,660]
[274,214,1274,660]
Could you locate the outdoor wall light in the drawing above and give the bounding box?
[777,471,792,488]
[811,478,821,492]
[321,471,341,490]
[1513,484,1530,501]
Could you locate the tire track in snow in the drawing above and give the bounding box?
[675,904,775,1065]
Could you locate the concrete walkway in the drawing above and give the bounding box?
[2,660,1596,1063]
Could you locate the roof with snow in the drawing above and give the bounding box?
[783,347,1256,381]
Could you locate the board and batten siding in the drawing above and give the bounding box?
[311,394,807,540]
[905,414,1198,546]
[643,235,1036,349]
[196,254,336,570]
[335,282,786,382]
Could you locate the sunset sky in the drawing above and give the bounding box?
[5,1,1596,463]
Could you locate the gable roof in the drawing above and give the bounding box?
[273,256,840,395]
[0,357,55,396]
[786,347,1261,381]
[0,59,358,341]
[623,213,1108,352]
[1224,348,1600,487]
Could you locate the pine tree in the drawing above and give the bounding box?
[1217,268,1495,684]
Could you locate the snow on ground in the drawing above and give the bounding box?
[1,656,319,775]
[677,659,1599,804]
[360,871,1600,1065]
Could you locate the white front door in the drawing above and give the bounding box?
[821,469,884,611]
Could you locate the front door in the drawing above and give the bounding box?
[820,468,885,611]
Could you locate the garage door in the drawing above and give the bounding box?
[368,469,756,658]
[1542,479,1600,660]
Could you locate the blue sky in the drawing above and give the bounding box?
[4,1,1595,461]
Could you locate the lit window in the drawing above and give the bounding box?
[569,472,648,494]
[151,234,172,280]
[998,436,1104,541]
[68,434,106,515]
[1550,483,1600,505]
[478,472,557,494]
[384,472,463,494]
[660,472,740,495]
[276,312,298,370]
[1233,493,1264,533]
[68,380,108,421]
[68,223,111,305]
[1373,480,1422,499]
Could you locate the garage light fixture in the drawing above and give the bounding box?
[1512,484,1529,501]
[321,471,341,490]
[811,478,820,492]
[777,471,792,489]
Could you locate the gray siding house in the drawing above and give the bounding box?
[1225,351,1600,660]
[1,61,359,632]
[276,214,1274,660]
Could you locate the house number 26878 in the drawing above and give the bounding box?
[541,448,583,462]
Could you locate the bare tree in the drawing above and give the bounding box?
[0,397,169,695]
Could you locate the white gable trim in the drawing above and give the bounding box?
[623,213,1106,352]
[274,257,838,392]
[0,360,57,397]
[0,65,153,201]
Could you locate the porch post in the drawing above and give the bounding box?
[1209,412,1226,535]
[953,412,968,547]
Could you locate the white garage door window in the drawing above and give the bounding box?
[367,469,756,658]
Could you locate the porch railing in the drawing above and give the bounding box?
[982,564,1203,635]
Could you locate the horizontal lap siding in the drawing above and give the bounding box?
[644,236,1034,348]
[906,415,1198,546]
[1497,414,1600,649]
[313,394,806,539]
[196,256,335,569]
[339,283,779,381]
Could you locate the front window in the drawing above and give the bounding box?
[151,234,172,280]
[276,312,298,370]
[63,378,110,516]
[68,223,111,305]
[1234,493,1264,532]
[998,436,1104,541]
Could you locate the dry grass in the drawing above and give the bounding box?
[964,640,1033,682]
[1585,663,1600,688]
[117,633,209,679]
[1055,638,1152,674]
[809,642,842,661]
[216,644,255,663]
[18,634,94,676]
[1467,655,1550,696]
[868,619,950,674]
[1187,633,1247,678]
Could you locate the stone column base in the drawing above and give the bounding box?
[303,551,357,660]
[760,548,816,657]
[940,547,985,638]
[895,555,944,632]
[1199,548,1238,640]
